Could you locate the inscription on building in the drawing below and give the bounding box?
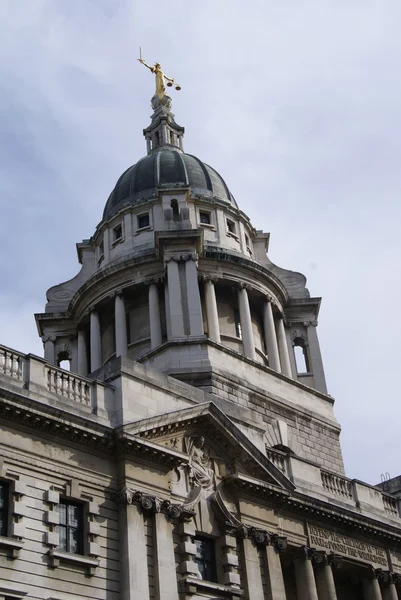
[308,525,388,568]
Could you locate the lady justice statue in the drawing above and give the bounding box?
[138,48,181,109]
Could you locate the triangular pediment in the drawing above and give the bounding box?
[121,402,295,492]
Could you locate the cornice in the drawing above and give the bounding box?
[227,476,401,544]
[201,248,289,304]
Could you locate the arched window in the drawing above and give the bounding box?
[293,337,310,374]
[57,351,71,371]
[171,199,180,221]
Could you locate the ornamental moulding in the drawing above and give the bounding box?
[118,487,195,521]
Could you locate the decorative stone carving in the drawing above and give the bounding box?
[118,487,195,521]
[291,329,309,345]
[271,534,288,553]
[185,435,215,491]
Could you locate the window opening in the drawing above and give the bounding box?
[293,337,310,373]
[171,199,180,221]
[234,309,242,339]
[57,351,70,371]
[0,480,9,536]
[113,224,123,242]
[99,241,104,257]
[137,213,150,229]
[200,211,211,225]
[226,219,236,235]
[194,537,217,582]
[58,500,84,554]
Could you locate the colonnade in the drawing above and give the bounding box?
[45,267,295,378]
[204,278,292,377]
[293,547,400,600]
[81,281,164,376]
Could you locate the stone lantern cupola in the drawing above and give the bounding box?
[35,86,330,424]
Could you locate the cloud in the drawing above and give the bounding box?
[0,0,400,484]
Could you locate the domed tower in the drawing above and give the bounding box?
[35,80,342,474]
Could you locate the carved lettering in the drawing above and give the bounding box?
[308,525,388,568]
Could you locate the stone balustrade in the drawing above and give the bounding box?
[266,447,288,476]
[46,365,91,405]
[0,346,23,380]
[382,493,399,516]
[321,470,353,499]
[0,344,111,416]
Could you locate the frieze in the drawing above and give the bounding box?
[307,524,388,569]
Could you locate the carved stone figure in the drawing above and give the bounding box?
[185,435,215,491]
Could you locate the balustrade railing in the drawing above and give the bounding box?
[266,448,288,475]
[321,470,353,499]
[0,346,23,380]
[382,493,399,516]
[46,366,91,406]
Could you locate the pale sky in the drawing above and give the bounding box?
[0,0,400,484]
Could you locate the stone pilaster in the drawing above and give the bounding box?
[305,320,328,394]
[42,336,56,365]
[148,280,163,349]
[166,257,185,338]
[115,292,128,358]
[119,499,150,600]
[184,255,203,336]
[154,511,179,600]
[265,535,288,600]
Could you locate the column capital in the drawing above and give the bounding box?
[201,273,219,284]
[264,293,274,303]
[117,487,194,521]
[294,545,313,561]
[144,275,164,286]
[238,281,252,292]
[165,252,198,263]
[375,569,396,584]
[271,534,288,553]
[303,319,318,327]
[42,335,56,343]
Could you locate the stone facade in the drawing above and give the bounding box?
[1,91,401,600]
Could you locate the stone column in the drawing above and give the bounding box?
[146,137,151,153]
[43,336,56,365]
[276,317,292,377]
[185,256,204,336]
[263,297,281,372]
[115,293,128,358]
[242,537,265,600]
[362,573,383,600]
[154,512,179,600]
[265,536,288,600]
[238,284,256,360]
[294,547,319,600]
[90,310,102,372]
[204,278,221,343]
[119,501,150,600]
[77,330,88,376]
[148,281,162,349]
[312,552,339,600]
[166,258,185,338]
[378,572,398,600]
[306,321,328,394]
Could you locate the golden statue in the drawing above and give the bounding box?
[138,48,181,101]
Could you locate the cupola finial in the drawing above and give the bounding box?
[139,49,185,154]
[138,47,181,107]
